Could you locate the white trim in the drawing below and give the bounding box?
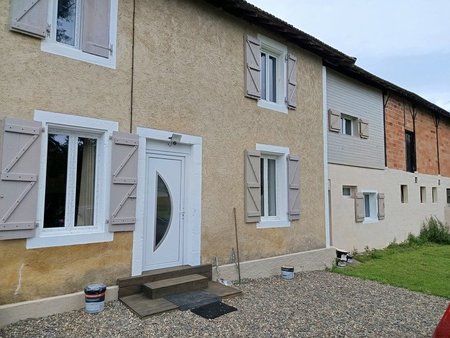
[255,143,290,229]
[132,128,202,276]
[361,189,378,224]
[257,34,288,114]
[323,66,331,247]
[27,111,118,249]
[41,0,118,69]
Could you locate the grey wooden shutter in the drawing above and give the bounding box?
[354,193,364,223]
[359,119,369,139]
[10,0,49,38]
[110,132,138,232]
[329,109,341,132]
[81,0,111,58]
[378,193,385,220]
[0,118,42,240]
[244,35,261,99]
[245,150,261,223]
[286,53,297,109]
[287,155,300,221]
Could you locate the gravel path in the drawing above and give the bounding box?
[1,271,448,338]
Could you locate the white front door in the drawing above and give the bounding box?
[143,153,185,270]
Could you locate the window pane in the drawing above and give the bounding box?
[344,119,352,135]
[364,194,370,218]
[57,0,77,46]
[269,56,277,102]
[268,159,276,216]
[260,158,265,216]
[75,138,97,226]
[261,53,266,100]
[155,175,172,250]
[44,134,69,228]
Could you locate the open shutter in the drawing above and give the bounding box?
[110,132,138,232]
[288,155,301,221]
[245,150,261,223]
[0,118,42,240]
[81,0,111,58]
[10,0,49,38]
[354,193,364,223]
[378,193,385,220]
[329,109,341,132]
[359,119,369,139]
[244,35,261,99]
[286,53,297,109]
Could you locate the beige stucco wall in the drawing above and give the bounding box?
[329,163,448,251]
[0,0,134,304]
[0,0,326,305]
[132,0,326,265]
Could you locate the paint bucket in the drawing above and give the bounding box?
[281,266,294,280]
[84,283,106,314]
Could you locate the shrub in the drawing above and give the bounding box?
[417,217,450,244]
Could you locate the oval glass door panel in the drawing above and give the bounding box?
[154,174,172,251]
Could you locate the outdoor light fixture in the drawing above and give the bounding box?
[168,133,182,146]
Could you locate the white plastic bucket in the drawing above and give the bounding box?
[281,266,294,280]
[84,284,106,314]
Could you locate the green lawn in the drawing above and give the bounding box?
[333,244,450,299]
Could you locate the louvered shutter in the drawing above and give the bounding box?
[245,150,261,223]
[287,155,300,221]
[0,118,42,240]
[10,0,49,38]
[359,119,369,139]
[244,35,261,99]
[110,132,138,232]
[378,193,385,220]
[81,0,111,58]
[329,109,341,132]
[354,193,364,223]
[286,53,297,109]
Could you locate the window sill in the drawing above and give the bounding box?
[363,218,379,224]
[257,100,288,114]
[257,219,290,229]
[41,41,116,69]
[26,230,113,249]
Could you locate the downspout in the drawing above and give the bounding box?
[409,104,418,171]
[322,66,331,248]
[382,92,391,167]
[129,0,136,133]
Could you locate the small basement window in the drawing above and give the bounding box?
[420,186,426,203]
[342,185,356,197]
[432,187,437,203]
[447,188,450,204]
[400,185,408,203]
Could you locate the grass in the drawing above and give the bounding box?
[333,244,450,298]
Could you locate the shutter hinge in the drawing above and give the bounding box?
[105,219,109,225]
[110,44,113,55]
[46,24,51,37]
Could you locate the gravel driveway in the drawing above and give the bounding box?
[1,271,448,338]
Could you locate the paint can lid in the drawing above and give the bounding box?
[84,283,107,294]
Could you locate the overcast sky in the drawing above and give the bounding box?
[247,0,450,111]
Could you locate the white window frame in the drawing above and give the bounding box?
[257,35,288,114]
[362,190,378,224]
[342,185,356,198]
[27,111,118,249]
[341,114,357,136]
[41,0,118,69]
[256,144,290,229]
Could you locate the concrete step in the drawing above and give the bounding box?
[143,274,209,299]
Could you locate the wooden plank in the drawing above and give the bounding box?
[120,293,178,318]
[117,264,212,289]
[143,274,208,299]
[205,281,242,298]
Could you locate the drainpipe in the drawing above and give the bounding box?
[129,0,136,133]
[322,66,331,248]
[382,92,391,167]
[434,113,441,175]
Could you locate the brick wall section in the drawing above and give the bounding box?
[385,94,442,175]
[439,118,450,177]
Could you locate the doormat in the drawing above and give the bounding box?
[191,301,237,319]
[165,290,221,311]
